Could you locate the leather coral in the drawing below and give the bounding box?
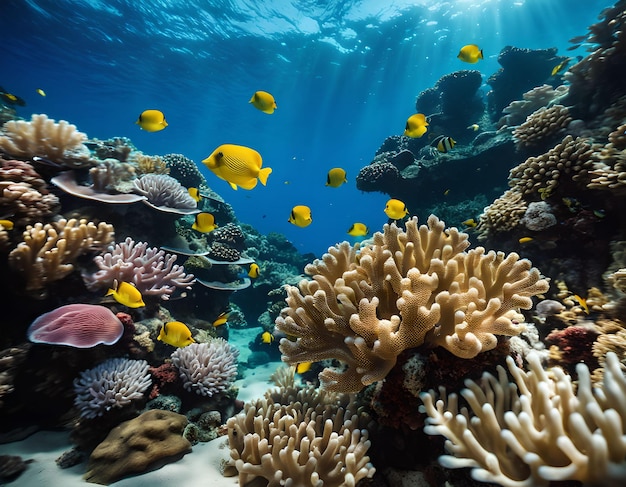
[276,215,548,392]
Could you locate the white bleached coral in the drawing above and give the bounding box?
[276,215,548,392]
[419,351,626,486]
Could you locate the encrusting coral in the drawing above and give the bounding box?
[419,351,626,486]
[8,218,114,294]
[276,215,548,392]
[225,377,375,487]
[0,114,91,166]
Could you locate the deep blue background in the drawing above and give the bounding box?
[1,0,607,255]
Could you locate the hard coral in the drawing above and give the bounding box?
[355,162,400,193]
[276,215,548,392]
[513,104,573,151]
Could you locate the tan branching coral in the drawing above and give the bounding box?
[419,351,626,486]
[587,125,626,192]
[276,215,548,392]
[130,152,170,176]
[509,135,596,197]
[225,383,375,487]
[0,114,91,166]
[500,84,569,127]
[513,105,572,150]
[8,218,114,293]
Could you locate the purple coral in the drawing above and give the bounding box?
[170,340,239,397]
[82,237,195,299]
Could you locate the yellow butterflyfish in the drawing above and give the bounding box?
[36,88,46,97]
[288,205,312,227]
[295,362,313,374]
[212,312,229,327]
[248,263,260,279]
[518,237,533,244]
[106,281,145,308]
[249,91,277,114]
[457,44,483,63]
[136,109,168,132]
[384,198,408,220]
[0,219,14,230]
[326,168,347,187]
[261,331,274,344]
[192,212,218,233]
[347,223,368,237]
[157,321,195,348]
[573,294,589,314]
[202,144,272,190]
[403,113,429,138]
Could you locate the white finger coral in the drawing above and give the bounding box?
[419,351,626,486]
[276,215,548,392]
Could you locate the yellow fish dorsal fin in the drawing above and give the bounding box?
[229,181,239,190]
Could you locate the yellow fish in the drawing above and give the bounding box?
[0,219,14,230]
[202,144,272,190]
[157,321,195,348]
[573,294,589,314]
[261,331,274,344]
[403,113,429,138]
[106,281,145,308]
[36,88,46,97]
[188,187,202,202]
[384,198,408,220]
[192,212,218,233]
[347,223,368,237]
[326,168,347,187]
[288,205,312,227]
[462,218,478,228]
[295,362,313,374]
[249,91,277,114]
[551,58,572,76]
[136,109,168,132]
[212,312,229,327]
[467,123,480,131]
[248,263,260,279]
[518,237,533,244]
[457,44,483,63]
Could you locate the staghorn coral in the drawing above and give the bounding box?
[73,357,152,419]
[0,114,91,166]
[170,339,238,397]
[225,382,375,487]
[513,104,573,151]
[8,218,114,294]
[82,237,195,300]
[419,351,626,486]
[276,215,548,392]
[509,135,596,197]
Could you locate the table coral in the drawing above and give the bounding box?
[419,351,626,486]
[8,218,114,294]
[276,215,548,392]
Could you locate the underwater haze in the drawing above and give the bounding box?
[1,0,607,256]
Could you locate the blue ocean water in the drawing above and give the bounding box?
[1,0,607,256]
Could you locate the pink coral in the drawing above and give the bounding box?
[27,304,124,348]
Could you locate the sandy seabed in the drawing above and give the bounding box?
[1,327,282,487]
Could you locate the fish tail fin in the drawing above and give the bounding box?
[259,167,272,186]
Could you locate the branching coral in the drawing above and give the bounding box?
[419,351,626,486]
[0,114,91,166]
[276,215,548,392]
[8,218,114,294]
[225,382,375,487]
[82,237,195,300]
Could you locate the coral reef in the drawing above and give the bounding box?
[84,409,191,485]
[162,153,204,188]
[73,357,151,419]
[82,237,195,300]
[276,215,548,392]
[27,304,124,348]
[513,104,573,151]
[419,351,626,486]
[170,339,239,396]
[0,114,91,166]
[133,174,198,214]
[225,381,375,486]
[8,218,114,294]
[499,84,569,127]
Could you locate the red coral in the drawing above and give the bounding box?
[546,325,599,369]
[148,362,179,399]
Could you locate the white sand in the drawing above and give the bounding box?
[0,333,283,487]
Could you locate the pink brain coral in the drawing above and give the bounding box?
[27,304,124,348]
